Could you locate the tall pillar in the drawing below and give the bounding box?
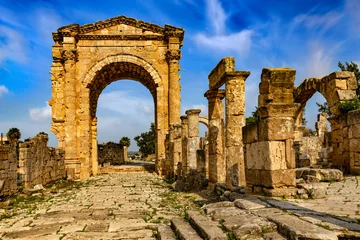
[166,49,181,126]
[91,117,98,176]
[186,109,201,172]
[225,72,250,188]
[169,124,182,177]
[205,89,226,184]
[181,115,188,176]
[61,37,80,179]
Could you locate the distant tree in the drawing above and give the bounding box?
[119,136,131,147]
[7,128,21,141]
[134,123,155,157]
[338,61,360,98]
[245,107,259,125]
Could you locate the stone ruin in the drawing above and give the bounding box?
[0,133,66,197]
[97,142,128,166]
[170,57,359,196]
[1,16,359,198]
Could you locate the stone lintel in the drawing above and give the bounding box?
[261,68,296,83]
[328,71,355,79]
[185,109,201,115]
[208,57,235,89]
[204,89,226,100]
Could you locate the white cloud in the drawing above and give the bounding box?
[294,11,343,34]
[207,0,227,35]
[0,25,28,65]
[98,90,154,117]
[193,0,253,56]
[302,41,343,79]
[194,30,253,55]
[0,85,9,97]
[29,102,51,121]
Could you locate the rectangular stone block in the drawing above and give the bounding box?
[347,109,360,125]
[350,138,360,152]
[246,141,286,171]
[209,57,235,89]
[259,81,294,94]
[261,68,296,83]
[258,93,294,106]
[258,117,294,141]
[337,90,357,101]
[349,124,360,138]
[246,169,295,188]
[257,104,299,118]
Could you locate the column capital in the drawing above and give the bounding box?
[180,115,188,120]
[166,49,181,62]
[224,71,250,81]
[61,49,77,62]
[185,109,201,116]
[204,89,226,100]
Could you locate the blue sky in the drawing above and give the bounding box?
[0,0,359,150]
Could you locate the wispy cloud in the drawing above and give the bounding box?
[29,102,51,121]
[0,85,9,97]
[0,26,28,65]
[98,90,154,117]
[294,11,343,34]
[193,0,253,56]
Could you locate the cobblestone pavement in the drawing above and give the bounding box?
[0,172,205,240]
[1,173,360,239]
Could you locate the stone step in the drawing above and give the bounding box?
[99,164,155,173]
[186,211,227,240]
[157,225,176,240]
[170,217,202,240]
[268,214,338,240]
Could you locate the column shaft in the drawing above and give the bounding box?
[205,89,226,184]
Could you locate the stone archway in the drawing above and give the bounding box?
[49,16,184,179]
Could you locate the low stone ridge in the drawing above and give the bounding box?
[186,210,227,240]
[268,214,338,240]
[233,197,269,210]
[296,168,343,182]
[157,225,176,240]
[170,217,202,240]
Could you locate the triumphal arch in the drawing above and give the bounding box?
[49,16,184,179]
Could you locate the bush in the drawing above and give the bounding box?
[339,99,360,114]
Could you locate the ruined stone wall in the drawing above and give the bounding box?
[0,145,17,196]
[98,142,125,166]
[330,109,360,173]
[297,136,322,166]
[19,134,66,189]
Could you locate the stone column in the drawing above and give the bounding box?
[225,72,250,188]
[166,49,181,126]
[173,124,182,177]
[61,37,80,179]
[205,89,226,184]
[91,117,98,176]
[186,109,201,172]
[180,116,188,176]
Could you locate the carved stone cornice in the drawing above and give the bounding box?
[53,15,185,43]
[61,50,77,62]
[166,50,181,62]
[77,34,164,41]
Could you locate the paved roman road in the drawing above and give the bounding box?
[0,171,204,240]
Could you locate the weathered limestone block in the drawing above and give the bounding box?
[208,57,235,89]
[181,115,188,176]
[258,117,294,141]
[186,109,201,172]
[246,169,296,188]
[246,141,287,171]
